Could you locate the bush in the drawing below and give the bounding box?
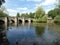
[54,15,60,24]
[42,15,48,23]
[33,18,41,23]
[33,15,48,23]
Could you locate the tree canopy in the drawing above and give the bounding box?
[34,6,45,19]
[20,13,27,18]
[56,0,60,8]
[16,12,20,17]
[0,0,5,7]
[0,9,8,17]
[48,8,60,19]
[29,12,35,18]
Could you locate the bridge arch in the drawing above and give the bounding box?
[0,20,5,25]
[10,20,15,24]
[31,20,33,22]
[18,19,22,23]
[0,17,33,25]
[25,20,29,23]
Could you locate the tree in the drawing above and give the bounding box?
[48,10,55,19]
[16,12,20,17]
[0,0,5,7]
[20,13,26,18]
[29,12,35,18]
[0,9,8,17]
[54,15,60,24]
[34,6,45,19]
[20,13,29,18]
[0,6,6,11]
[42,15,48,22]
[25,13,29,18]
[56,0,60,8]
[48,8,60,19]
[54,8,60,15]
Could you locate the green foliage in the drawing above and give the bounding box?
[0,0,5,7]
[0,9,8,17]
[54,15,60,24]
[25,13,29,18]
[20,13,29,18]
[16,12,20,17]
[54,8,60,15]
[42,15,48,21]
[56,0,60,8]
[48,10,55,19]
[33,18,41,23]
[34,15,48,23]
[34,6,45,19]
[20,12,35,18]
[29,12,35,18]
[20,13,25,17]
[48,8,60,19]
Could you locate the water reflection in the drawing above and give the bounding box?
[0,23,60,45]
[34,23,45,36]
[0,24,9,45]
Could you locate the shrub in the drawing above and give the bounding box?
[42,15,48,23]
[54,15,60,24]
[33,15,48,23]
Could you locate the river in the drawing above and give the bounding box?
[0,23,60,45]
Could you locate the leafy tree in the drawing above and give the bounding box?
[0,0,5,7]
[29,12,35,18]
[42,15,48,21]
[21,13,26,18]
[48,8,60,19]
[48,10,55,19]
[16,12,20,17]
[56,0,60,8]
[54,8,60,15]
[34,6,45,19]
[25,13,29,18]
[54,15,60,24]
[0,6,6,11]
[21,13,29,18]
[0,9,8,17]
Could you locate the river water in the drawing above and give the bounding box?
[0,23,60,45]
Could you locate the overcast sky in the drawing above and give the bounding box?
[3,0,56,16]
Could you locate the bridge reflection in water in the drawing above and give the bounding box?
[0,24,9,45]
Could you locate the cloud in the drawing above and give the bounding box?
[18,0,25,1]
[21,11,28,13]
[7,7,29,16]
[35,0,56,14]
[4,0,56,16]
[45,7,55,14]
[35,0,56,7]
[26,0,42,2]
[7,9,17,16]
[41,0,56,5]
[17,7,28,11]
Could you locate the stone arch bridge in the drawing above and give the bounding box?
[0,17,33,25]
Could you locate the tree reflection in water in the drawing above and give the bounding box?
[34,23,46,36]
[55,40,60,45]
[0,24,9,45]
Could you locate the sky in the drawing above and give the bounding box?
[3,0,56,16]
